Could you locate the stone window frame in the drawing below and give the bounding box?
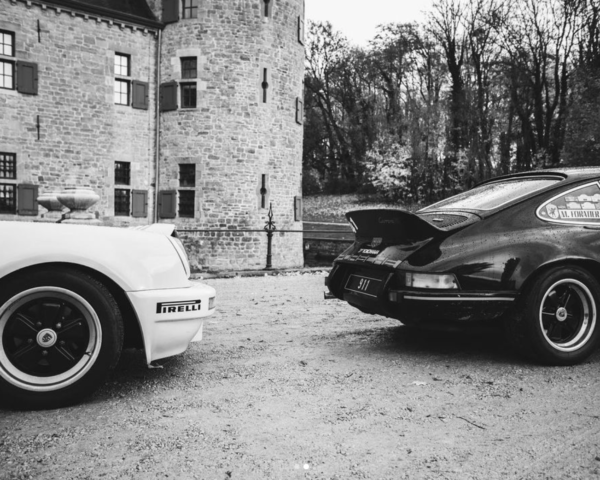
[180,82,197,108]
[114,52,131,106]
[181,57,197,79]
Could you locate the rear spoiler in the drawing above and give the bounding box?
[346,209,443,243]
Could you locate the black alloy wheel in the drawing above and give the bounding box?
[506,266,600,365]
[0,268,123,409]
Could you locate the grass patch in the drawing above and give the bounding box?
[304,194,423,223]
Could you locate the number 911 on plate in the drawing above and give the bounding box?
[344,274,382,297]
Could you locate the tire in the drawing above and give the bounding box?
[0,268,124,409]
[506,266,600,365]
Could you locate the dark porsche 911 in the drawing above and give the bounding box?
[326,168,600,365]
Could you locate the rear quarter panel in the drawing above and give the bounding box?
[405,200,600,292]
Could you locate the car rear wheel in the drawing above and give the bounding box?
[507,266,600,365]
[0,268,123,409]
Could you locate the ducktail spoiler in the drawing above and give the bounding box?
[346,209,443,243]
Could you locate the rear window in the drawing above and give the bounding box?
[422,178,560,211]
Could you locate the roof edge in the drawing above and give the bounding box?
[34,0,163,30]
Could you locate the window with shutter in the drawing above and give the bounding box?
[162,0,179,23]
[160,81,178,111]
[132,189,148,218]
[16,61,38,95]
[17,184,38,216]
[132,81,149,110]
[158,190,177,218]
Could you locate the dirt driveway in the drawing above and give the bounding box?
[2,272,600,480]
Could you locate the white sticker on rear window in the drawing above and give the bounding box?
[537,182,600,225]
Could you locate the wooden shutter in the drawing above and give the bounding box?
[132,81,149,110]
[132,190,148,217]
[158,190,176,218]
[160,81,178,111]
[16,61,38,95]
[162,0,179,23]
[294,196,302,221]
[295,97,303,124]
[17,184,39,216]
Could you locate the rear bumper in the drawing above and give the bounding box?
[127,283,216,363]
[327,268,516,323]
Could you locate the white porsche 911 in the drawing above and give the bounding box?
[0,221,215,409]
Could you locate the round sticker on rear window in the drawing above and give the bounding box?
[537,182,600,225]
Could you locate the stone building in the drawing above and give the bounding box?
[0,0,305,271]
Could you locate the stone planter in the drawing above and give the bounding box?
[37,192,63,211]
[56,187,100,222]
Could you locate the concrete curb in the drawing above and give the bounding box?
[191,266,331,280]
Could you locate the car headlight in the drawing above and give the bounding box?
[403,272,459,289]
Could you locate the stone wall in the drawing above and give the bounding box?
[0,0,158,226]
[157,0,305,270]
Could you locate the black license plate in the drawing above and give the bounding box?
[345,274,382,297]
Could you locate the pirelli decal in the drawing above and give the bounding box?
[156,300,202,314]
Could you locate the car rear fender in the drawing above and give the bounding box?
[517,258,600,303]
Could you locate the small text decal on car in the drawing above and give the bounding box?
[156,300,202,314]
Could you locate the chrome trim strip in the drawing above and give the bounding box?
[403,295,515,302]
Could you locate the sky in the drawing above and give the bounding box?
[305,0,435,46]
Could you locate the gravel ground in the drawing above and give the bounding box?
[2,272,600,479]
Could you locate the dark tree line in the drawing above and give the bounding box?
[303,0,600,203]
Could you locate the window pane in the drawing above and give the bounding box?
[0,153,16,179]
[422,178,560,211]
[181,83,196,108]
[0,31,14,57]
[179,190,195,217]
[114,189,130,216]
[114,79,129,105]
[0,61,14,90]
[0,184,16,214]
[115,161,131,185]
[179,164,195,187]
[181,57,197,79]
[182,0,198,18]
[114,53,129,76]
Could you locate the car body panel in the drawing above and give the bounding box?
[327,168,600,325]
[127,282,216,363]
[0,221,216,365]
[0,221,189,291]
